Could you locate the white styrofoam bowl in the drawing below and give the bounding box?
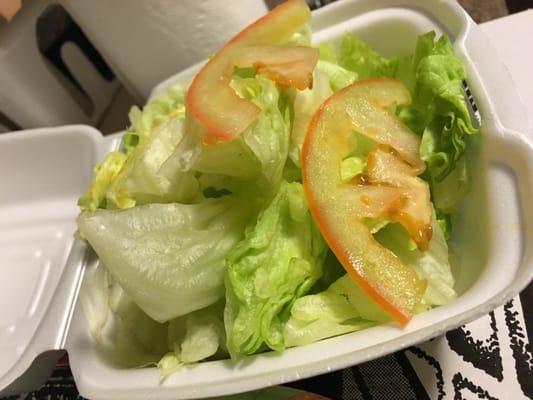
[1,1,532,399]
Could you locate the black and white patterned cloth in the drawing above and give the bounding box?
[289,282,533,399]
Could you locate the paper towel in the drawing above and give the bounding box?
[59,0,269,100]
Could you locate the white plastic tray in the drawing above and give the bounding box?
[1,1,532,399]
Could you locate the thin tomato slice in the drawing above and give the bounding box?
[302,78,430,324]
[187,0,314,143]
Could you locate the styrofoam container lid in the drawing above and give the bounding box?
[0,127,121,395]
[1,0,532,398]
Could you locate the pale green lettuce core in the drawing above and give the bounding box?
[290,69,332,166]
[78,197,253,322]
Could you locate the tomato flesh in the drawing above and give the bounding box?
[234,45,318,90]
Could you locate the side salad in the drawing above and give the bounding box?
[77,0,478,379]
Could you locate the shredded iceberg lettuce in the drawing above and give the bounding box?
[77,26,475,379]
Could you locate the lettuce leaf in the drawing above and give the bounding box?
[374,213,456,308]
[79,84,198,210]
[78,196,253,322]
[236,76,291,191]
[81,267,226,380]
[80,267,169,368]
[397,32,478,211]
[160,301,226,380]
[339,33,397,79]
[224,181,327,358]
[289,70,332,166]
[107,117,201,208]
[284,273,384,347]
[128,84,186,141]
[81,73,291,210]
[174,302,225,363]
[284,213,455,345]
[316,60,357,92]
[317,42,337,63]
[78,152,127,211]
